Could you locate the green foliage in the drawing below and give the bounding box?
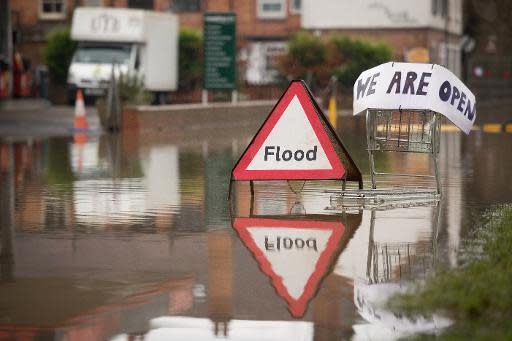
[330,36,392,88]
[287,31,327,68]
[278,31,328,85]
[278,33,392,89]
[117,72,151,105]
[179,29,203,90]
[42,28,77,85]
[388,205,512,340]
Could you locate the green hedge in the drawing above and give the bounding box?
[179,29,203,91]
[278,31,392,89]
[330,36,392,88]
[42,28,77,85]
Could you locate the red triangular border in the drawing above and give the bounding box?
[232,81,346,180]
[233,217,345,317]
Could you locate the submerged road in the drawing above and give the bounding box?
[0,100,100,141]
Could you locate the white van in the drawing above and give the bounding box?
[68,7,178,102]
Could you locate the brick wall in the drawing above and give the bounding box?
[235,0,300,43]
[178,0,301,46]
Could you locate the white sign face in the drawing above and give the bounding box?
[71,7,145,42]
[248,227,331,299]
[247,96,331,171]
[353,62,477,134]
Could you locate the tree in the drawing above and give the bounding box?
[330,36,392,89]
[278,32,392,91]
[42,28,77,85]
[277,31,329,86]
[179,29,203,91]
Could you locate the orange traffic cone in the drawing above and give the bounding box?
[73,89,89,131]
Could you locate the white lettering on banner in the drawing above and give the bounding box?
[353,62,477,134]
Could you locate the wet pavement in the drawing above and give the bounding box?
[0,108,511,340]
[0,102,100,140]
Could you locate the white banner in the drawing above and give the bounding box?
[353,62,477,134]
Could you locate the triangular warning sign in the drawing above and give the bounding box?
[232,80,361,182]
[233,217,345,317]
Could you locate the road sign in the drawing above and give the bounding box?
[203,12,236,90]
[233,217,345,317]
[232,81,361,182]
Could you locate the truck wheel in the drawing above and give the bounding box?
[151,92,167,105]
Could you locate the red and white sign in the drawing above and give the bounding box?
[233,217,345,317]
[232,81,346,180]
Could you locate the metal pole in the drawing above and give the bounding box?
[432,201,441,269]
[0,0,13,96]
[249,180,255,217]
[433,113,441,194]
[1,143,15,282]
[202,89,208,105]
[328,76,338,128]
[444,0,450,68]
[366,110,377,189]
[366,210,376,283]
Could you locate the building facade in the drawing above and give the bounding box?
[301,0,464,77]
[2,0,467,98]
[3,0,301,97]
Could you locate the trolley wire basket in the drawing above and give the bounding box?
[366,205,441,284]
[366,109,442,194]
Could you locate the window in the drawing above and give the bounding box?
[432,0,449,17]
[441,0,449,17]
[128,0,154,9]
[290,0,301,14]
[39,0,65,19]
[257,0,286,20]
[73,45,132,65]
[171,0,201,12]
[431,0,438,15]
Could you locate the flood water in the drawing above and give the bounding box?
[0,113,511,340]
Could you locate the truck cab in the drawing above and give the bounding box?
[68,43,142,102]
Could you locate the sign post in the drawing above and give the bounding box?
[203,12,236,103]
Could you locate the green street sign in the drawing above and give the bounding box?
[203,12,236,90]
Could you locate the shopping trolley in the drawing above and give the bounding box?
[366,108,442,194]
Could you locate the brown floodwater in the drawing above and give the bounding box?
[0,113,511,340]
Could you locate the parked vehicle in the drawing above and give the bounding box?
[68,7,178,103]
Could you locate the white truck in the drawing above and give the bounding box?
[68,7,178,103]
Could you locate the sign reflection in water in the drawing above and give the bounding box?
[232,210,362,318]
